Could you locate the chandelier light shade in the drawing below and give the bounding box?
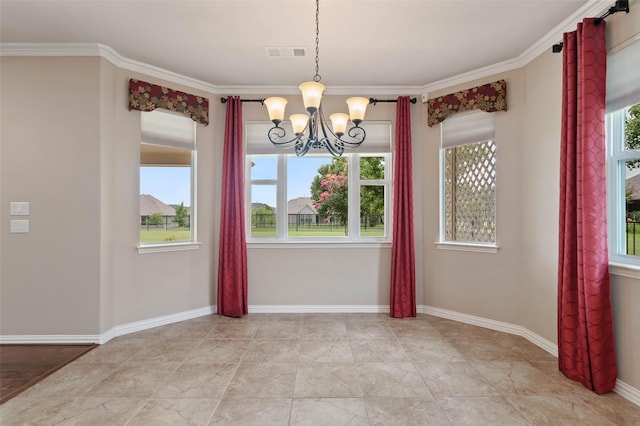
[264,0,369,157]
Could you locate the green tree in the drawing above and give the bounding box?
[252,204,275,228]
[626,104,640,151]
[148,212,164,226]
[359,157,385,227]
[173,202,188,227]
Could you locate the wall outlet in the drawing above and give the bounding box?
[11,219,30,233]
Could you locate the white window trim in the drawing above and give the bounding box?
[435,241,499,254]
[437,111,497,247]
[607,108,640,268]
[138,241,202,254]
[246,152,392,244]
[138,109,199,250]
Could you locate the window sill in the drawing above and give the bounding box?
[435,241,499,253]
[137,242,202,254]
[609,262,640,280]
[247,241,392,249]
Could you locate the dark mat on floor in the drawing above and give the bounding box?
[0,344,97,404]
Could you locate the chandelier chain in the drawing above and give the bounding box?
[313,0,321,82]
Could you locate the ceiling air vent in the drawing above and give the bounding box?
[265,47,307,58]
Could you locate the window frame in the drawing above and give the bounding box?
[437,111,498,252]
[245,141,392,244]
[607,106,640,268]
[137,109,200,253]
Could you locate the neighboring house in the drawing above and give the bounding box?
[287,197,318,225]
[140,194,176,227]
[626,174,640,213]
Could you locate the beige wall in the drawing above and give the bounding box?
[1,57,103,334]
[421,68,526,324]
[240,95,424,308]
[0,8,637,389]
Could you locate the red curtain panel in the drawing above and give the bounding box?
[558,18,617,394]
[217,96,248,317]
[390,96,416,318]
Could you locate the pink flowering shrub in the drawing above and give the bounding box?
[312,172,348,232]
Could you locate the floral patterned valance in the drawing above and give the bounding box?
[427,79,507,127]
[129,79,209,126]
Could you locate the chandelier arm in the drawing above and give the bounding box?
[295,138,313,157]
[267,126,304,148]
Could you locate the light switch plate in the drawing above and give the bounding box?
[10,202,30,216]
[10,219,29,233]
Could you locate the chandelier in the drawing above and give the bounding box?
[263,0,369,157]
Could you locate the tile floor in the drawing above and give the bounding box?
[1,313,638,425]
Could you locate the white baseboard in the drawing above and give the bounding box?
[248,305,390,313]
[0,305,216,345]
[0,334,103,344]
[1,303,637,406]
[421,305,559,356]
[420,305,639,406]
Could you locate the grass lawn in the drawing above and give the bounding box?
[627,230,640,255]
[140,227,191,243]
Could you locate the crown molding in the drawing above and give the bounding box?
[0,1,615,97]
[419,0,610,95]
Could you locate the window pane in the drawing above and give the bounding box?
[140,165,191,243]
[289,156,348,237]
[360,156,385,180]
[251,156,276,179]
[360,185,385,237]
[251,185,276,237]
[444,140,496,243]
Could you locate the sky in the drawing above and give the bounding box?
[140,156,332,207]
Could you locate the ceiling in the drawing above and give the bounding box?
[0,0,608,92]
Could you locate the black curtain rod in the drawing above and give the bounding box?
[552,0,630,53]
[220,97,264,104]
[369,97,417,105]
[220,97,418,105]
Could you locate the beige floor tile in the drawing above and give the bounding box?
[473,360,579,395]
[18,362,119,398]
[346,321,394,339]
[127,398,219,426]
[301,320,347,338]
[0,397,77,424]
[56,397,148,425]
[5,313,639,426]
[365,397,451,426]
[398,337,465,362]
[162,320,218,338]
[85,362,179,398]
[241,339,299,363]
[207,322,260,339]
[255,320,302,339]
[294,363,362,398]
[184,338,249,363]
[290,398,369,426]
[350,338,409,362]
[128,337,201,363]
[356,362,433,398]
[225,363,296,397]
[155,363,237,398]
[507,395,617,425]
[414,361,499,399]
[209,397,291,426]
[298,339,354,362]
[438,396,529,425]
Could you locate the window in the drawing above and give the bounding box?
[139,109,196,247]
[607,103,640,262]
[606,39,640,267]
[246,122,391,242]
[439,111,496,246]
